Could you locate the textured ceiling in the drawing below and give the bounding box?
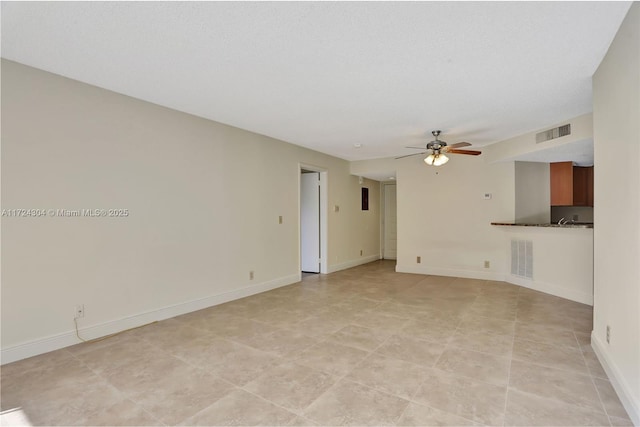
[0,2,631,161]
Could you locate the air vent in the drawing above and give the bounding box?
[535,124,571,143]
[511,239,533,279]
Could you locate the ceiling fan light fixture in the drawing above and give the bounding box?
[424,152,449,166]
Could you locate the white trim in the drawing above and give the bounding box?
[327,255,380,274]
[395,264,505,281]
[396,264,593,305]
[506,275,593,306]
[591,333,640,426]
[1,273,300,365]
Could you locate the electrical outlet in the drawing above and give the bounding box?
[360,249,363,256]
[484,260,490,268]
[417,256,421,264]
[606,325,611,344]
[75,304,85,319]
[249,271,254,280]
[278,215,283,224]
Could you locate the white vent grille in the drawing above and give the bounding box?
[511,239,533,279]
[535,124,571,143]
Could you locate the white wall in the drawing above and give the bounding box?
[0,60,380,362]
[592,3,640,425]
[395,154,515,279]
[498,226,593,305]
[514,161,550,223]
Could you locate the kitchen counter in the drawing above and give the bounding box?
[491,222,593,229]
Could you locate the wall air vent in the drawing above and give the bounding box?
[511,239,533,279]
[535,124,571,143]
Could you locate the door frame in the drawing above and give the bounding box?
[381,182,398,260]
[299,164,328,274]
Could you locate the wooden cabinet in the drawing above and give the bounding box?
[550,162,594,207]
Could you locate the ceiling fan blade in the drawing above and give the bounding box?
[447,149,482,156]
[395,151,427,159]
[405,146,427,150]
[448,142,472,148]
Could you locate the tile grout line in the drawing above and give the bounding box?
[66,346,168,427]
[576,330,616,427]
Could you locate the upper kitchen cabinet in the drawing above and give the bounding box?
[550,161,594,206]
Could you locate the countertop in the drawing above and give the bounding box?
[491,222,594,229]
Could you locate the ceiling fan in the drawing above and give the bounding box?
[396,130,481,166]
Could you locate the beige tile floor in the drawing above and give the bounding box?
[0,260,633,426]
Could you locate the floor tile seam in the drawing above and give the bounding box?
[444,340,514,360]
[454,325,517,340]
[460,311,518,326]
[442,326,515,367]
[513,318,579,332]
[429,362,510,389]
[294,358,382,425]
[398,341,489,427]
[219,332,299,358]
[65,347,166,421]
[93,344,238,425]
[510,355,608,382]
[501,330,518,427]
[34,351,168,427]
[580,346,615,424]
[166,351,240,389]
[320,375,414,425]
[366,340,445,372]
[236,384,307,420]
[172,385,244,426]
[510,353,594,380]
[338,374,416,406]
[513,335,582,351]
[505,387,611,418]
[403,389,497,426]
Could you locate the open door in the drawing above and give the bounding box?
[301,172,320,273]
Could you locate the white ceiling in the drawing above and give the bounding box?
[0,2,631,161]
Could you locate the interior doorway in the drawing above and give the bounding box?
[300,165,328,274]
[383,183,397,259]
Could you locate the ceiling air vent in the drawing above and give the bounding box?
[535,124,571,143]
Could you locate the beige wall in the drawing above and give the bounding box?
[514,161,550,223]
[500,226,594,305]
[1,60,380,361]
[592,3,640,424]
[395,154,515,279]
[484,113,593,163]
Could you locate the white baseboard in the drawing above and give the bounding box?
[506,275,593,306]
[395,264,505,281]
[591,333,640,426]
[327,255,380,274]
[1,273,300,365]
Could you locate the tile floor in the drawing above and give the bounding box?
[0,260,633,426]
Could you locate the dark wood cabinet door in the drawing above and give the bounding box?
[586,167,594,207]
[573,167,588,206]
[550,162,573,206]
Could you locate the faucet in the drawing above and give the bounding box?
[558,217,575,225]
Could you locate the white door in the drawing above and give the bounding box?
[301,172,320,272]
[383,184,397,259]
